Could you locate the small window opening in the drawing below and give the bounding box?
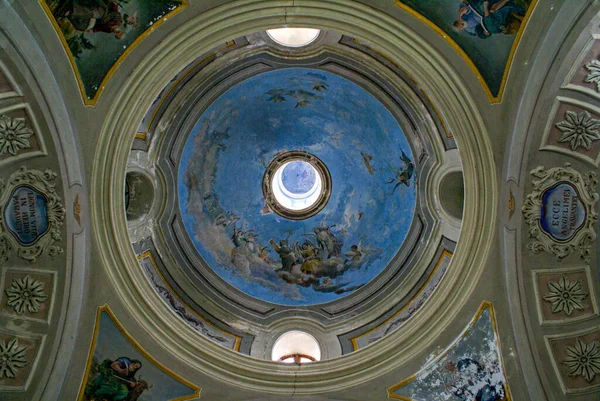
[266,28,321,47]
[271,331,321,364]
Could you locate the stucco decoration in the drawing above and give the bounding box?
[584,59,600,92]
[562,35,600,100]
[394,0,536,101]
[78,306,200,401]
[0,269,55,322]
[0,114,33,156]
[542,275,587,316]
[546,328,600,393]
[73,193,82,225]
[564,339,600,383]
[0,330,40,389]
[522,163,598,261]
[138,251,241,351]
[0,106,47,166]
[40,0,187,104]
[533,266,597,325]
[0,338,27,379]
[555,110,600,151]
[178,68,416,306]
[0,167,65,262]
[388,301,511,401]
[540,99,600,166]
[4,275,48,315]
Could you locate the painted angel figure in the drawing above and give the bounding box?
[387,150,415,192]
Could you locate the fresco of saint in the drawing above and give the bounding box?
[84,357,147,401]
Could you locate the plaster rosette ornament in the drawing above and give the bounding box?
[543,275,587,316]
[522,163,598,261]
[585,59,600,92]
[546,329,600,392]
[0,338,27,379]
[388,302,511,401]
[564,339,600,383]
[5,275,48,315]
[0,167,65,262]
[540,101,600,166]
[555,110,600,151]
[0,115,33,156]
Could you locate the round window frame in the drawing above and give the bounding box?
[262,151,332,220]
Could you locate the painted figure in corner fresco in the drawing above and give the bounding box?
[43,0,183,99]
[453,0,527,38]
[47,0,139,51]
[84,356,151,401]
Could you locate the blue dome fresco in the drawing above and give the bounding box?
[178,68,417,305]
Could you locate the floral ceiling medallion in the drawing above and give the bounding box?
[584,59,600,92]
[555,110,600,150]
[0,115,33,156]
[5,275,48,315]
[0,338,27,379]
[543,275,587,316]
[564,339,600,382]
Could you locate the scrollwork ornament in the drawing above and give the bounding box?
[0,167,65,262]
[522,163,598,261]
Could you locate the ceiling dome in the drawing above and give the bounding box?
[92,13,503,383]
[177,67,416,305]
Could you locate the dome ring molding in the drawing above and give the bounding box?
[262,151,332,220]
[91,0,497,394]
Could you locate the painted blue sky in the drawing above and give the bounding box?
[178,68,416,305]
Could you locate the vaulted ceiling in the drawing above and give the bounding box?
[0,1,599,401]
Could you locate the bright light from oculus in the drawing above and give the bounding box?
[271,331,321,363]
[273,161,321,211]
[266,28,321,47]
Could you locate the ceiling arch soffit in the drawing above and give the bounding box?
[0,5,88,400]
[91,0,497,394]
[394,0,538,103]
[503,4,600,398]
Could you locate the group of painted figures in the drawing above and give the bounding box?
[230,221,374,294]
[219,149,414,294]
[49,0,138,41]
[84,357,150,401]
[453,0,528,38]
